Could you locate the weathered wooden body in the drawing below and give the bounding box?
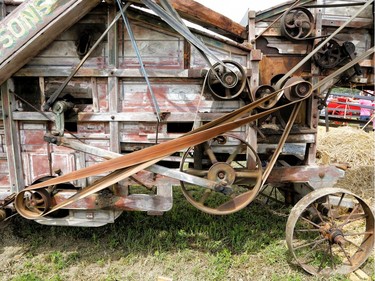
[0,1,373,227]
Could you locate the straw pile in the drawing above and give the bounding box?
[316,126,374,202]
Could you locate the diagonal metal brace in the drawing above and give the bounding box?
[42,2,132,111]
[116,0,162,122]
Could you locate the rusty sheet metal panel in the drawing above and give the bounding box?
[321,0,373,28]
[320,1,373,55]
[0,0,101,85]
[259,56,311,84]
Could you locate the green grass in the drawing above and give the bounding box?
[0,188,372,281]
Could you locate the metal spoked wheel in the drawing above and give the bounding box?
[281,7,314,40]
[207,60,246,100]
[313,39,342,69]
[15,188,51,219]
[286,187,374,276]
[180,134,262,215]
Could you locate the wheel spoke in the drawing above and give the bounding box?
[235,170,260,179]
[226,144,244,164]
[184,168,208,177]
[312,203,325,224]
[341,237,365,252]
[339,204,360,228]
[317,242,330,273]
[337,213,367,224]
[294,238,326,250]
[296,27,304,38]
[35,198,45,205]
[295,228,321,232]
[210,78,221,85]
[338,243,353,266]
[225,88,232,99]
[329,243,336,270]
[198,189,212,205]
[344,231,374,237]
[337,193,345,208]
[203,142,217,164]
[301,216,321,229]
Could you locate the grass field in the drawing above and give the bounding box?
[1,188,373,281]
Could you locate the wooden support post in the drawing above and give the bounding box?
[305,2,324,165]
[108,6,121,154]
[1,80,25,192]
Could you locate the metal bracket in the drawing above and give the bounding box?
[51,101,73,136]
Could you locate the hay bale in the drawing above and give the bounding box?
[317,126,374,202]
[317,126,374,166]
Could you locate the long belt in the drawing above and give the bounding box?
[16,80,312,216]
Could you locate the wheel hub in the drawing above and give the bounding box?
[222,72,238,88]
[208,162,236,188]
[319,223,345,245]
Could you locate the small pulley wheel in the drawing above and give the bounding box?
[207,60,246,100]
[180,134,262,215]
[15,189,52,219]
[286,187,374,276]
[281,7,314,40]
[313,39,342,69]
[251,85,279,109]
[283,77,312,101]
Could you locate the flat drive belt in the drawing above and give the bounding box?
[18,81,313,216]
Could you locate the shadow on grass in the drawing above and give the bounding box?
[1,188,290,263]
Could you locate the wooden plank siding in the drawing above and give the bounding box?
[0,4,250,192]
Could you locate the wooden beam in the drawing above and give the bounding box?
[0,0,101,86]
[131,0,247,42]
[164,0,247,42]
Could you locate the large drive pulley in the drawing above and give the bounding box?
[286,187,374,276]
[179,134,262,215]
[15,188,52,219]
[283,77,312,101]
[281,7,314,40]
[14,177,76,220]
[207,60,246,100]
